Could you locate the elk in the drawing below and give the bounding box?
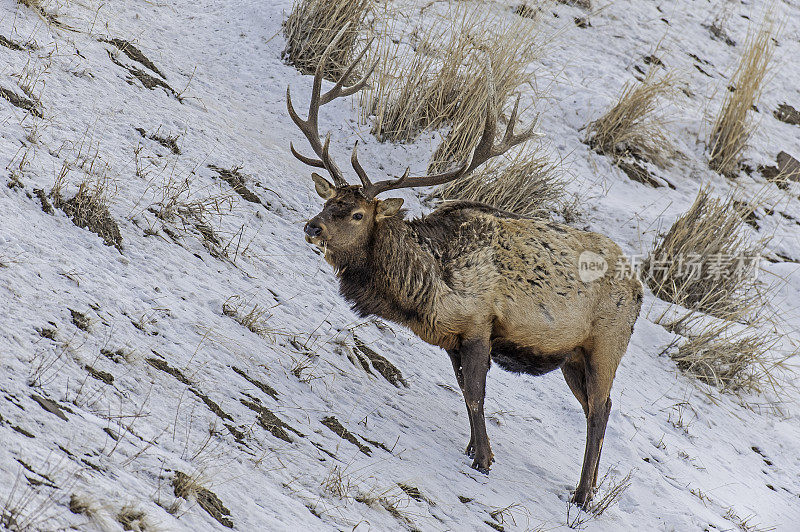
[286,30,643,507]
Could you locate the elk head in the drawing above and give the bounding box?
[286,26,539,259]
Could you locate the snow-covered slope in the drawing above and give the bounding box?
[1,0,799,530]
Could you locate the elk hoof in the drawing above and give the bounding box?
[571,489,593,509]
[470,451,493,474]
[465,443,475,458]
[471,460,491,475]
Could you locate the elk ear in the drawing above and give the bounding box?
[311,173,336,200]
[375,198,404,221]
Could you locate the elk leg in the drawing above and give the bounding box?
[448,349,475,457]
[460,338,493,473]
[561,351,589,418]
[449,350,476,457]
[572,349,615,509]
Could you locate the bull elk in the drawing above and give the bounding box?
[286,30,643,507]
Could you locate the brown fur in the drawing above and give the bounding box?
[305,184,643,507]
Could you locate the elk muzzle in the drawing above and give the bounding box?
[304,219,326,245]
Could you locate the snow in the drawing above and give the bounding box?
[1,0,799,530]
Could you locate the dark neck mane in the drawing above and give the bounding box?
[332,216,440,326]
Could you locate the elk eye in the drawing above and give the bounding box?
[352,212,363,221]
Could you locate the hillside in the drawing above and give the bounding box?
[1,0,800,530]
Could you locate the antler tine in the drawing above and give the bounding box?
[287,24,372,188]
[359,57,540,199]
[321,39,378,104]
[290,142,325,168]
[351,141,374,189]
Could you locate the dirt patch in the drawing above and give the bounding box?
[777,151,800,181]
[558,0,591,7]
[760,151,800,188]
[33,188,54,214]
[231,366,279,400]
[0,86,42,118]
[16,459,57,489]
[146,355,191,385]
[224,423,247,444]
[617,159,664,188]
[320,416,372,456]
[240,397,302,442]
[209,165,261,204]
[173,472,233,528]
[85,365,114,385]
[189,388,232,421]
[31,394,71,421]
[0,35,36,52]
[705,23,736,46]
[774,103,800,126]
[53,186,123,251]
[108,52,179,100]
[102,38,165,78]
[353,336,407,388]
[69,308,90,331]
[134,127,180,155]
[398,483,434,505]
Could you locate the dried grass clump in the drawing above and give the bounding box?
[585,68,676,167]
[172,472,233,528]
[283,0,372,81]
[431,146,566,218]
[364,7,543,172]
[709,17,775,177]
[644,187,765,321]
[671,322,781,394]
[51,171,123,251]
[222,296,272,338]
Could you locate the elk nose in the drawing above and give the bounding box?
[304,222,323,237]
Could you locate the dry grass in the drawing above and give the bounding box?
[585,68,676,167]
[708,16,775,177]
[647,187,796,396]
[283,0,372,81]
[51,168,123,251]
[172,471,233,528]
[431,145,566,218]
[222,295,273,338]
[644,187,765,321]
[567,470,632,529]
[670,320,784,394]
[321,465,354,499]
[362,6,544,171]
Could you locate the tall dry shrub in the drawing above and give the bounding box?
[431,146,565,218]
[362,7,544,172]
[283,0,373,81]
[584,69,675,167]
[708,17,775,176]
[644,187,765,321]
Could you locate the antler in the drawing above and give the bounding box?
[354,60,541,199]
[286,25,377,188]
